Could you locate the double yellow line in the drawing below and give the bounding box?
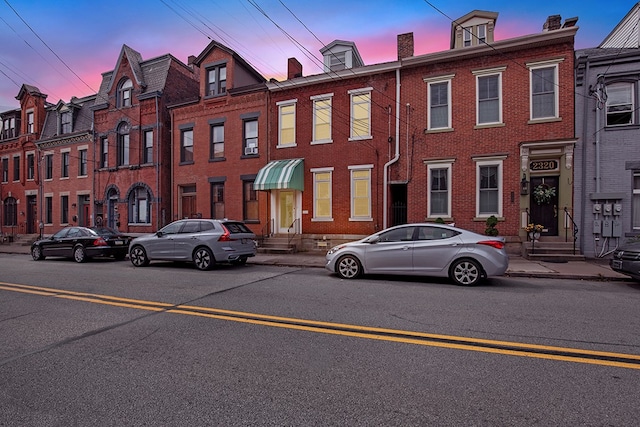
[3,281,640,370]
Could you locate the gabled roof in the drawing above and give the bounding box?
[193,40,266,83]
[600,2,640,48]
[320,40,364,68]
[106,44,146,92]
[15,84,46,101]
[450,10,499,49]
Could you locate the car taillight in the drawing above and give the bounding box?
[218,224,237,242]
[94,237,108,247]
[477,240,504,250]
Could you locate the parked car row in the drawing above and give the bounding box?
[31,221,511,286]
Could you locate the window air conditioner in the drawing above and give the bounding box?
[244,146,258,155]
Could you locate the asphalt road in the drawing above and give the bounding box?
[1,253,639,426]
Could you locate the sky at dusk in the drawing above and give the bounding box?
[0,0,635,111]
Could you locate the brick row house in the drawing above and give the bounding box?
[1,9,581,257]
[574,2,640,258]
[1,85,48,239]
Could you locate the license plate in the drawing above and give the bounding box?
[612,260,622,269]
[114,240,124,245]
[241,239,248,244]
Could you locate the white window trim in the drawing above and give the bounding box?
[473,67,505,126]
[348,164,373,221]
[474,156,505,218]
[277,99,297,148]
[424,75,454,131]
[12,154,20,183]
[634,172,640,230]
[25,150,35,182]
[425,160,455,219]
[527,59,563,121]
[311,93,333,145]
[606,82,635,127]
[348,88,372,141]
[311,167,334,221]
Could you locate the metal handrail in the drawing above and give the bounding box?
[287,218,300,246]
[564,207,578,255]
[525,207,536,254]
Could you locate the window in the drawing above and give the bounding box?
[27,111,34,133]
[634,173,640,230]
[278,101,296,147]
[45,196,53,224]
[425,76,453,130]
[27,153,35,180]
[329,51,346,72]
[100,137,108,168]
[529,63,559,120]
[349,89,371,140]
[3,197,17,226]
[139,130,152,164]
[475,158,504,217]
[206,64,227,96]
[129,186,150,224]
[210,123,224,159]
[476,70,503,125]
[79,149,87,176]
[427,162,452,218]
[379,226,415,242]
[243,180,258,222]
[312,169,333,220]
[312,95,332,143]
[2,117,16,139]
[117,122,130,166]
[244,119,258,155]
[181,128,194,163]
[463,27,472,47]
[606,82,634,126]
[61,152,69,178]
[61,195,69,224]
[350,166,372,220]
[44,154,52,179]
[61,110,72,134]
[211,182,224,219]
[118,78,133,107]
[477,25,487,44]
[2,158,9,182]
[13,155,19,181]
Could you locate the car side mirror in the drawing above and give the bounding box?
[156,231,163,237]
[368,235,380,244]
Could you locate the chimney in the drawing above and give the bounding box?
[397,32,414,60]
[543,15,562,31]
[287,58,303,79]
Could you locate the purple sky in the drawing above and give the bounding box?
[0,0,633,111]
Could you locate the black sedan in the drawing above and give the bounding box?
[610,241,640,281]
[31,226,130,263]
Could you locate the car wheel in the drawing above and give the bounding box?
[31,246,45,261]
[129,245,150,267]
[73,245,87,263]
[336,254,362,279]
[231,257,248,266]
[193,247,214,271]
[449,258,482,286]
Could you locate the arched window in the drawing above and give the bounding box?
[3,197,17,226]
[129,186,151,224]
[118,78,133,108]
[117,122,130,166]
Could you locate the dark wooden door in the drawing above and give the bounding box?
[529,176,559,236]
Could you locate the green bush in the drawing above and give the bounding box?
[485,215,499,236]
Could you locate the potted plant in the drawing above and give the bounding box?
[524,223,544,241]
[485,215,499,236]
[533,184,556,205]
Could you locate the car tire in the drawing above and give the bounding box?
[449,258,483,286]
[336,254,362,279]
[73,245,87,263]
[193,247,214,271]
[31,246,45,261]
[129,245,150,267]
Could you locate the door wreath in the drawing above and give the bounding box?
[533,184,556,205]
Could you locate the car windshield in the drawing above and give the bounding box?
[92,227,120,236]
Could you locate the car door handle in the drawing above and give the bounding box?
[402,245,410,251]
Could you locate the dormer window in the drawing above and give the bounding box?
[27,112,34,133]
[329,51,346,72]
[206,64,227,96]
[118,78,133,107]
[477,24,487,44]
[60,110,72,134]
[321,40,364,73]
[463,28,472,47]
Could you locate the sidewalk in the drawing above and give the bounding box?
[0,242,629,281]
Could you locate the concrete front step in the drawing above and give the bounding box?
[526,253,586,262]
[523,239,583,262]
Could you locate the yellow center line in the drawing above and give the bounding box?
[2,281,640,370]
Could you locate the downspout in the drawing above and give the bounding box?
[383,67,401,229]
[579,58,590,255]
[156,95,160,229]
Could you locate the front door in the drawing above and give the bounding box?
[529,176,559,236]
[26,195,37,233]
[278,190,295,234]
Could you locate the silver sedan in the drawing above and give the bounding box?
[325,223,508,286]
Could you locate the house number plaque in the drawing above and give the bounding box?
[529,160,558,171]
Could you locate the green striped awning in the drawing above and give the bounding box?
[254,158,304,191]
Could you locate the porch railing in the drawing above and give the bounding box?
[564,207,578,255]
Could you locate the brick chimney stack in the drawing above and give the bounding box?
[397,32,414,60]
[287,58,303,79]
[543,15,562,31]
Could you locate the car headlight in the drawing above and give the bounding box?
[327,244,346,256]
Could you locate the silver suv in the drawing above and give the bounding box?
[129,219,256,271]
